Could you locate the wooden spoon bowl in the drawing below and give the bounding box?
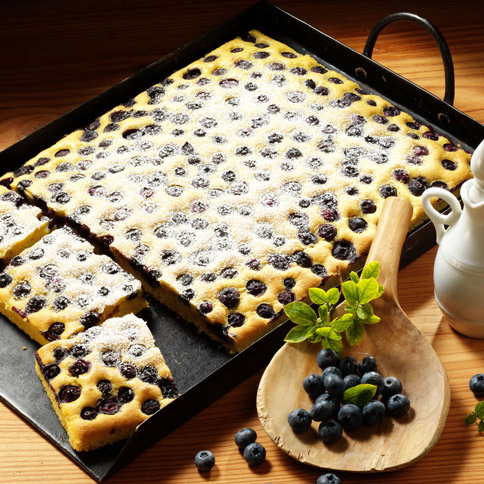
[256,197,450,473]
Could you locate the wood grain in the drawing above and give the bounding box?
[1,1,484,483]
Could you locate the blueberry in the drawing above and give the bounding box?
[317,348,341,370]
[362,400,386,425]
[338,403,363,431]
[310,398,334,421]
[381,376,403,400]
[340,356,357,376]
[318,419,343,444]
[234,428,257,449]
[194,450,215,472]
[322,366,342,380]
[303,374,325,398]
[469,373,484,396]
[316,472,342,484]
[361,371,384,395]
[344,373,361,390]
[387,394,410,417]
[243,442,266,466]
[358,356,377,375]
[323,374,345,397]
[288,408,312,433]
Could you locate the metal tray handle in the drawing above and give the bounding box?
[363,12,455,106]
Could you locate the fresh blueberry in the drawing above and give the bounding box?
[469,374,484,397]
[243,442,266,466]
[344,373,361,390]
[387,394,410,417]
[322,366,342,380]
[323,374,345,397]
[310,398,334,421]
[360,371,384,395]
[303,374,325,398]
[314,393,340,419]
[317,348,341,370]
[381,376,403,400]
[358,356,377,375]
[234,428,257,449]
[288,408,312,433]
[194,450,215,472]
[340,356,358,376]
[338,403,363,431]
[318,419,343,444]
[316,472,342,484]
[362,400,386,425]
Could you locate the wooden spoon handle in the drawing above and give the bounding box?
[366,197,413,300]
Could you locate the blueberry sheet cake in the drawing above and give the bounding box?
[35,314,178,452]
[0,185,51,270]
[4,30,471,352]
[0,226,147,345]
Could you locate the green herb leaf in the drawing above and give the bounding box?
[343,384,377,406]
[318,304,329,324]
[376,283,385,298]
[284,325,314,343]
[475,401,484,419]
[349,271,360,284]
[331,314,354,332]
[309,288,328,305]
[478,420,484,434]
[284,302,317,326]
[307,326,323,344]
[346,319,364,346]
[357,302,374,320]
[357,278,380,305]
[465,413,477,425]
[363,314,381,324]
[322,334,344,356]
[341,280,358,307]
[327,287,340,305]
[361,261,380,280]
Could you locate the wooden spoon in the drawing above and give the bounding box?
[256,197,450,473]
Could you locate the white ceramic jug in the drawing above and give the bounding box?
[422,140,484,337]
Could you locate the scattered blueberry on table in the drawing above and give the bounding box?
[469,373,484,397]
[194,450,215,472]
[316,472,342,484]
[234,427,257,449]
[243,442,266,466]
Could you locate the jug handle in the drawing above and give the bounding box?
[422,187,462,244]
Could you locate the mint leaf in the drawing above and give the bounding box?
[322,334,344,356]
[318,304,329,324]
[284,302,317,326]
[284,325,313,343]
[475,401,484,419]
[316,326,332,338]
[376,283,385,298]
[357,278,380,305]
[309,288,328,305]
[327,287,340,305]
[331,314,354,332]
[349,271,360,284]
[307,326,323,343]
[357,302,374,320]
[478,420,484,433]
[363,314,381,324]
[361,261,380,280]
[343,384,377,406]
[465,413,477,425]
[346,319,364,346]
[342,280,358,307]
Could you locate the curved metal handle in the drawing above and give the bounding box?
[363,12,455,105]
[422,187,462,244]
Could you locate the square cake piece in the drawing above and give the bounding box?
[0,186,51,270]
[35,314,178,452]
[0,226,147,344]
[7,30,472,352]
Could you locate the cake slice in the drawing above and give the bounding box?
[35,314,179,452]
[0,226,147,344]
[0,186,51,270]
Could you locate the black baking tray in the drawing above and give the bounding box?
[1,1,484,482]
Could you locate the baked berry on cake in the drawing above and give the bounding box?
[0,186,51,270]
[0,226,147,345]
[7,30,472,352]
[35,314,178,452]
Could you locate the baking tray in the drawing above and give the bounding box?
[1,1,484,481]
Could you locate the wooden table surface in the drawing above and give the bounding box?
[1,1,484,483]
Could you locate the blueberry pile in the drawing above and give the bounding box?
[288,349,410,443]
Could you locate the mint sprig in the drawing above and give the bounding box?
[283,261,384,354]
[465,401,484,433]
[343,384,377,406]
